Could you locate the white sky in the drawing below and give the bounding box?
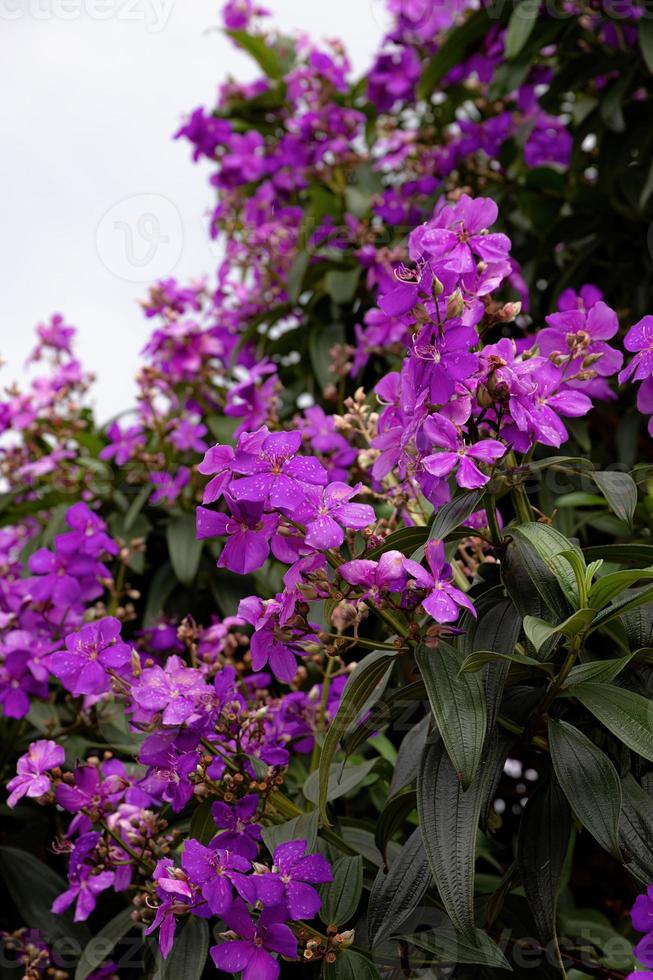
[0,0,386,421]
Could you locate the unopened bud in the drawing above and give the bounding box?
[446,288,464,319]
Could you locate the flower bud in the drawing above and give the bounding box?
[446,288,464,319]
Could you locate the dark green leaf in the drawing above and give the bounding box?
[365,526,429,561]
[523,608,595,653]
[415,640,487,788]
[367,827,432,946]
[429,490,486,542]
[320,855,363,927]
[505,0,539,58]
[0,846,90,948]
[396,924,511,969]
[322,950,381,979]
[562,654,635,690]
[305,759,378,806]
[75,908,135,980]
[309,322,345,390]
[549,719,622,858]
[418,9,491,97]
[151,916,208,980]
[324,268,360,305]
[262,810,319,855]
[592,471,638,525]
[388,715,431,797]
[417,739,490,940]
[517,778,571,951]
[588,568,653,611]
[510,524,581,609]
[374,787,417,855]
[318,650,397,822]
[640,16,653,73]
[459,649,554,674]
[225,29,283,78]
[620,774,653,884]
[573,682,653,761]
[166,514,203,586]
[189,800,217,846]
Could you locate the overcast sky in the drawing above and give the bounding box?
[0,0,385,421]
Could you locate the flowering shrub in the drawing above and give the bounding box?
[3,1,653,978]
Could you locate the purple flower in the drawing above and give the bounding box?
[47,617,131,697]
[301,482,375,550]
[229,430,327,511]
[54,502,118,557]
[99,421,145,466]
[211,795,263,861]
[417,194,511,275]
[52,852,115,923]
[256,839,332,919]
[143,859,195,957]
[339,550,407,601]
[210,900,297,980]
[169,417,208,454]
[197,497,278,574]
[132,657,207,726]
[198,443,236,504]
[238,597,305,683]
[150,467,190,505]
[7,739,64,808]
[629,886,653,976]
[182,839,254,913]
[538,300,623,394]
[404,540,476,623]
[619,315,653,383]
[421,416,505,490]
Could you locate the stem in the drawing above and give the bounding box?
[486,493,503,546]
[309,655,339,773]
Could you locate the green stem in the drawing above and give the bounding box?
[486,493,503,546]
[309,656,339,773]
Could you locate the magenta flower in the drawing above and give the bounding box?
[538,300,623,391]
[404,540,476,623]
[619,315,653,383]
[210,900,297,980]
[256,839,332,919]
[230,430,327,511]
[143,859,196,957]
[47,617,131,697]
[52,860,115,923]
[169,417,208,454]
[7,739,64,808]
[302,482,375,550]
[181,839,254,914]
[196,498,278,574]
[198,443,236,504]
[421,416,505,489]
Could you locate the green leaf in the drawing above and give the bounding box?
[573,682,653,761]
[584,543,653,565]
[592,471,638,525]
[562,654,635,690]
[395,925,511,970]
[592,584,653,631]
[459,648,553,674]
[501,533,570,633]
[429,489,486,542]
[588,568,653,610]
[549,719,622,859]
[322,950,381,979]
[415,640,487,788]
[287,249,310,302]
[225,29,283,78]
[367,827,432,947]
[418,9,490,97]
[504,0,539,58]
[320,855,363,927]
[523,608,595,653]
[151,916,209,980]
[517,778,571,955]
[0,846,90,948]
[305,758,378,806]
[388,715,431,797]
[318,650,397,823]
[417,739,490,940]
[262,810,319,855]
[166,514,202,586]
[75,908,135,980]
